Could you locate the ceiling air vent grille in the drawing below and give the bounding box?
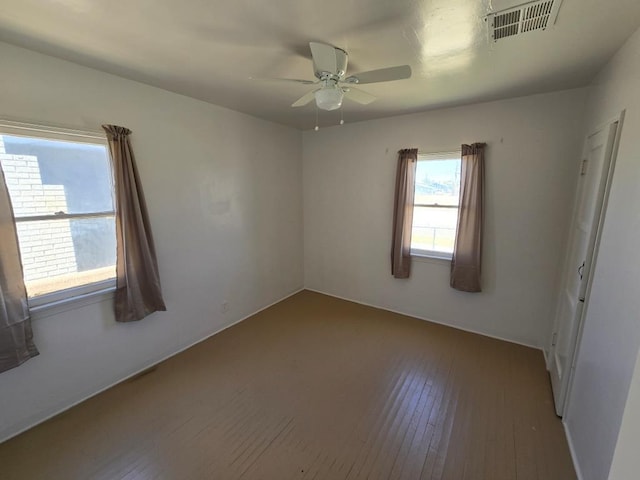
[487,0,563,42]
[493,10,521,40]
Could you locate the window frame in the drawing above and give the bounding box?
[410,150,462,261]
[0,120,117,309]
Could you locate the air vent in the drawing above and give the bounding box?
[487,0,563,42]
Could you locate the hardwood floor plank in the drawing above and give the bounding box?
[0,291,576,479]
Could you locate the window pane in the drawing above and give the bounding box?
[412,156,461,255]
[414,159,461,206]
[0,134,113,217]
[411,206,458,254]
[16,217,116,298]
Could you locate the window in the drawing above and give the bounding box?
[0,122,116,305]
[411,151,461,259]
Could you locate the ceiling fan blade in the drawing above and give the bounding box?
[345,65,412,84]
[251,77,317,85]
[292,90,318,108]
[343,87,377,105]
[310,42,338,76]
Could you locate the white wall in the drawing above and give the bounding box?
[0,42,303,442]
[563,26,640,480]
[608,348,640,480]
[303,90,587,348]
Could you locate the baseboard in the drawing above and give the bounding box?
[304,287,541,351]
[564,420,585,480]
[0,286,304,444]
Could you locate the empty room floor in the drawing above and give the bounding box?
[0,291,576,479]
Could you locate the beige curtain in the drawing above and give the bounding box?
[103,125,166,322]
[0,165,38,373]
[451,143,486,292]
[391,148,418,278]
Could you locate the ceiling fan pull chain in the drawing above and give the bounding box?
[315,105,319,131]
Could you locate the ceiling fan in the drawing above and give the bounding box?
[262,42,412,111]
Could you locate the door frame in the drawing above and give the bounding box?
[548,110,625,417]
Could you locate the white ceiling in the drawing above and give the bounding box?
[0,0,639,130]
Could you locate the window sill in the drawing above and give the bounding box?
[411,250,452,265]
[30,284,116,320]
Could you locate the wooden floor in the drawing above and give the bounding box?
[0,291,576,479]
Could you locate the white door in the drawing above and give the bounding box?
[549,121,619,416]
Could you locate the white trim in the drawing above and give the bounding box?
[554,110,625,417]
[411,249,453,261]
[0,119,106,144]
[413,151,461,258]
[1,120,117,308]
[30,284,116,319]
[564,420,585,480]
[305,287,541,350]
[543,346,551,370]
[0,287,304,444]
[28,278,117,310]
[588,112,628,141]
[417,150,461,161]
[15,211,115,222]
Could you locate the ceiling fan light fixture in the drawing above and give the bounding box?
[315,87,344,111]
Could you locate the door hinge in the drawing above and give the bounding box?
[551,332,557,347]
[580,158,588,176]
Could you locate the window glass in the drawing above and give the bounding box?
[2,135,114,216]
[411,153,461,257]
[0,131,116,299]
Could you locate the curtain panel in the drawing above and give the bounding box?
[0,165,38,373]
[391,148,418,279]
[103,125,166,322]
[450,143,486,292]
